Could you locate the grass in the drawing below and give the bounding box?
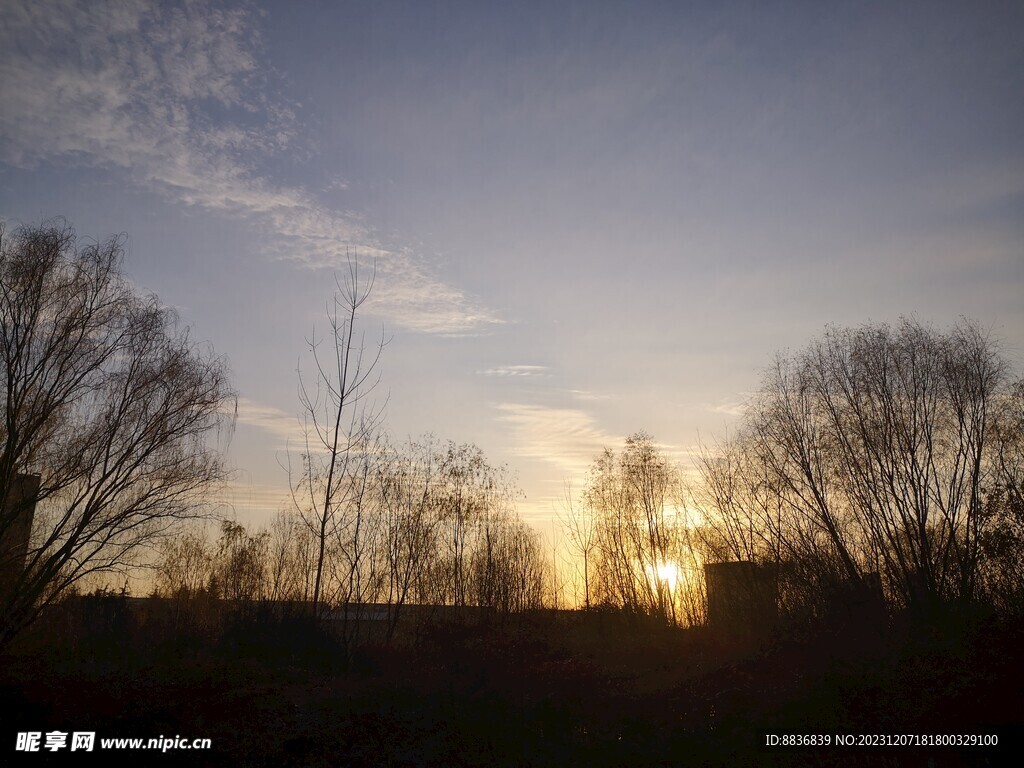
[3,599,1021,766]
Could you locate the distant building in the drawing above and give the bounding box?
[1,473,41,597]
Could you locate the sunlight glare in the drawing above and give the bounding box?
[649,561,681,590]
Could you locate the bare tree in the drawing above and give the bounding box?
[557,482,598,609]
[294,255,386,618]
[154,526,213,599]
[711,318,1023,618]
[208,521,269,603]
[978,378,1024,611]
[583,432,686,623]
[376,434,443,638]
[471,511,545,613]
[328,427,389,646]
[266,509,316,603]
[0,221,235,646]
[433,442,519,608]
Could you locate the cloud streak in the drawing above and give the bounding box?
[494,402,621,478]
[235,397,307,450]
[214,480,291,525]
[0,0,499,334]
[478,365,549,377]
[704,396,750,418]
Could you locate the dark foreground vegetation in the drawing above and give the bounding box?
[3,595,1022,766]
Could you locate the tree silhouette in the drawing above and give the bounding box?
[0,221,234,645]
[293,255,386,618]
[697,318,1024,620]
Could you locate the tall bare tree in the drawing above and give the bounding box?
[294,255,386,618]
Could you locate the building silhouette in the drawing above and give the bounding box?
[1,473,40,597]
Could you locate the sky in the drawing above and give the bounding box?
[2,0,1022,533]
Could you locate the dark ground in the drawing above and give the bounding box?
[2,600,1022,766]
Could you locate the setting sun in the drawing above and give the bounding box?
[650,561,681,591]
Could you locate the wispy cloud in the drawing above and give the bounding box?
[235,397,306,449]
[494,402,620,477]
[495,400,700,477]
[704,397,749,418]
[235,396,396,461]
[0,0,499,334]
[567,389,611,402]
[478,365,549,377]
[214,480,292,525]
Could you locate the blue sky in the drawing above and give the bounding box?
[2,0,1022,529]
